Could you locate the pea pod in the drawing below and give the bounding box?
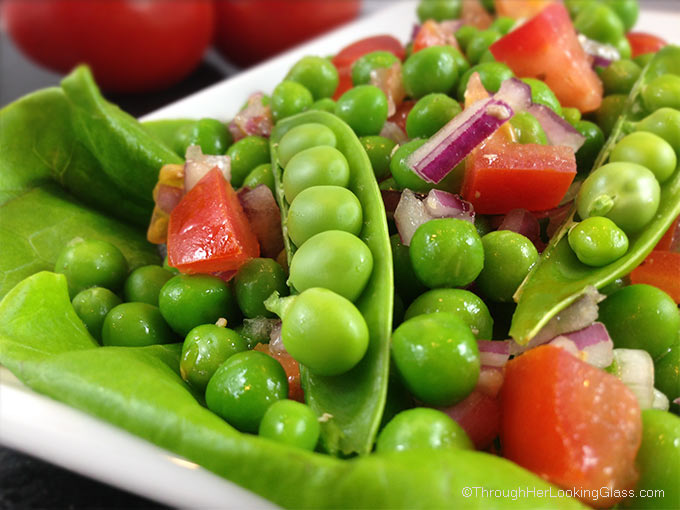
[0,272,584,510]
[269,111,393,456]
[510,48,680,344]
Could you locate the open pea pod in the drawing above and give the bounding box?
[510,50,680,344]
[0,272,584,509]
[269,111,393,456]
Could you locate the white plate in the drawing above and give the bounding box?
[1,2,679,508]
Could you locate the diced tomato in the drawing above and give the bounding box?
[412,20,459,53]
[654,214,679,251]
[630,251,680,304]
[502,345,641,508]
[388,99,415,133]
[494,0,554,20]
[167,168,259,274]
[489,4,603,113]
[254,343,304,402]
[332,35,405,100]
[441,390,501,450]
[460,0,493,29]
[461,139,576,214]
[627,32,668,59]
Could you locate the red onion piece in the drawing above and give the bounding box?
[228,91,273,142]
[184,145,231,193]
[406,96,514,183]
[548,322,614,368]
[424,189,475,223]
[237,184,284,259]
[370,62,406,117]
[527,103,586,152]
[394,189,431,246]
[440,390,501,450]
[476,367,504,397]
[379,120,409,144]
[380,189,402,221]
[495,77,533,114]
[477,340,511,368]
[674,397,680,406]
[410,23,421,43]
[498,208,540,244]
[592,55,613,68]
[578,33,620,66]
[269,322,285,354]
[155,184,184,214]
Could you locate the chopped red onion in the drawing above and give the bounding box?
[476,367,504,398]
[406,96,514,183]
[237,184,284,259]
[410,23,421,43]
[370,62,406,117]
[592,55,613,68]
[527,103,586,152]
[578,33,620,66]
[498,208,540,244]
[609,348,655,409]
[673,397,680,407]
[379,120,409,144]
[477,340,511,368]
[394,189,475,245]
[547,322,614,368]
[184,145,231,192]
[228,91,273,141]
[495,78,533,113]
[652,389,670,411]
[155,184,184,214]
[380,189,402,221]
[440,19,463,34]
[269,322,285,354]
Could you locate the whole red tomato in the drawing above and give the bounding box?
[213,0,361,67]
[1,0,215,92]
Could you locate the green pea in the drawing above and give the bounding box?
[351,51,400,86]
[561,107,581,126]
[390,139,462,193]
[599,284,680,361]
[600,276,629,296]
[610,131,677,184]
[603,0,638,32]
[205,350,288,433]
[646,46,680,80]
[633,107,680,156]
[287,186,363,247]
[416,0,461,22]
[180,324,248,393]
[335,85,388,136]
[273,287,369,376]
[491,16,515,35]
[574,3,624,46]
[258,399,320,451]
[655,340,680,409]
[308,98,336,113]
[390,234,427,304]
[286,56,339,100]
[393,291,405,328]
[576,162,661,234]
[614,36,632,61]
[455,25,478,50]
[176,117,232,155]
[457,62,514,102]
[564,0,590,19]
[360,135,397,180]
[642,74,680,113]
[282,146,350,202]
[510,111,548,145]
[55,239,128,297]
[409,218,484,288]
[233,258,288,319]
[573,120,605,174]
[634,52,655,69]
[478,49,496,64]
[226,135,270,188]
[406,93,462,139]
[278,123,337,168]
[123,265,173,306]
[391,312,480,406]
[242,163,275,193]
[465,29,501,66]
[402,46,460,99]
[289,230,373,302]
[601,59,641,96]
[102,302,174,347]
[596,94,628,137]
[474,215,493,238]
[445,46,470,77]
[376,407,472,453]
[628,410,680,508]
[72,287,122,342]
[567,217,629,267]
[521,77,562,115]
[271,80,314,122]
[476,231,538,302]
[158,274,240,336]
[404,288,493,339]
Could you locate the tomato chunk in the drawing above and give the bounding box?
[461,139,576,214]
[495,0,554,20]
[167,168,259,273]
[489,4,603,113]
[626,32,668,59]
[412,20,459,53]
[654,214,679,251]
[501,345,641,508]
[630,251,680,304]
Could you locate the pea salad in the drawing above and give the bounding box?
[0,0,679,508]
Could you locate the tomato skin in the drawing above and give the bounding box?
[630,251,680,304]
[167,169,260,274]
[489,3,603,113]
[461,140,577,214]
[440,390,501,450]
[388,99,416,133]
[332,35,406,100]
[214,0,360,67]
[495,0,554,20]
[1,0,214,93]
[654,214,679,251]
[627,32,668,59]
[502,345,641,508]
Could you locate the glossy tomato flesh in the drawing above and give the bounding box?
[631,251,680,304]
[489,3,603,113]
[167,168,259,274]
[627,32,668,58]
[1,0,214,93]
[502,345,641,508]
